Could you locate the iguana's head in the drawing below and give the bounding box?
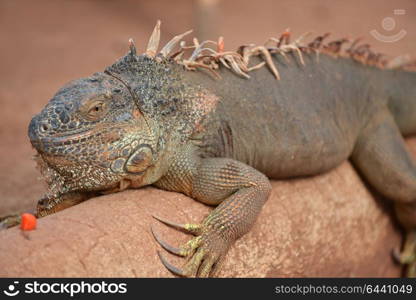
[28,69,158,208]
[27,53,169,216]
[28,22,218,215]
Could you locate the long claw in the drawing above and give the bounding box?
[151,225,185,256]
[151,213,225,277]
[152,214,202,235]
[157,251,186,277]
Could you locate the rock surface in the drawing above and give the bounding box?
[1,155,408,277]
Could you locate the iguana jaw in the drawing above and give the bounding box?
[29,117,159,215]
[29,127,103,152]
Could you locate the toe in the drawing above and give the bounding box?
[393,230,416,277]
[183,248,206,277]
[198,256,216,277]
[151,224,203,257]
[152,215,202,235]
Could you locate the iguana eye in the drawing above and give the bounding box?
[82,100,108,120]
[91,103,103,113]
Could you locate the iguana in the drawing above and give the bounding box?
[2,21,416,277]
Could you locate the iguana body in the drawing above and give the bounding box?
[3,23,416,277]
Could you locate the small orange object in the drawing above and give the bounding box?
[20,213,37,231]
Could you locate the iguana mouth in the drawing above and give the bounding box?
[31,129,100,150]
[30,127,121,155]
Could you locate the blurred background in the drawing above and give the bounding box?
[0,0,415,215]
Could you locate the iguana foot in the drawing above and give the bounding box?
[0,214,21,229]
[151,215,228,277]
[393,231,416,277]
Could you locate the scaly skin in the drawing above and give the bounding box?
[2,26,416,277]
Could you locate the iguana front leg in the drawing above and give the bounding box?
[153,152,271,277]
[0,191,93,229]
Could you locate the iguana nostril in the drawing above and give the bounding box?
[40,123,50,133]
